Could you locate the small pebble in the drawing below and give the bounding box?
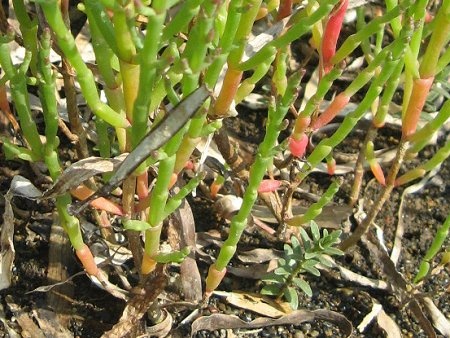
[310,330,320,337]
[325,329,333,336]
[217,303,226,312]
[294,332,305,338]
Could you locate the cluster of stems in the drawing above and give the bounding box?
[1,0,449,309]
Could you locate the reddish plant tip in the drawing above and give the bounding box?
[277,0,293,20]
[402,77,434,139]
[293,116,311,136]
[184,160,195,170]
[136,172,149,200]
[90,197,124,216]
[369,161,386,186]
[168,172,178,189]
[289,133,309,158]
[311,92,350,130]
[321,0,349,74]
[76,244,99,277]
[425,11,433,24]
[210,182,222,199]
[327,158,336,175]
[205,264,227,296]
[258,179,282,193]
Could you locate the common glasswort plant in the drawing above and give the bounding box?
[1,0,449,334]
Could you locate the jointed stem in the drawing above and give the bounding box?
[340,140,409,250]
[349,126,377,206]
[37,0,130,128]
[206,73,302,292]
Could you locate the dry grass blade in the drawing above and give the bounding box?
[252,203,352,229]
[171,200,202,302]
[357,301,382,332]
[321,256,390,291]
[43,154,127,198]
[0,186,15,290]
[0,302,20,338]
[190,309,352,337]
[71,85,210,214]
[5,296,45,338]
[227,263,276,280]
[421,297,450,337]
[32,309,73,338]
[213,291,289,318]
[1,175,41,290]
[357,300,402,337]
[391,168,439,266]
[376,307,403,338]
[237,248,282,264]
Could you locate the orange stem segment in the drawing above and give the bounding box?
[71,185,123,215]
[402,77,434,139]
[76,243,99,276]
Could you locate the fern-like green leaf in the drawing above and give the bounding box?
[302,260,321,276]
[261,284,282,296]
[323,247,344,256]
[274,266,291,276]
[310,221,320,241]
[284,243,293,255]
[316,254,333,267]
[304,251,319,260]
[293,277,313,297]
[284,286,299,310]
[262,273,286,284]
[291,235,300,248]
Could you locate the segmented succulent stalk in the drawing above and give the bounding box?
[396,139,450,186]
[205,72,302,296]
[414,214,450,283]
[407,100,450,155]
[212,0,263,118]
[0,44,43,159]
[36,0,130,128]
[239,0,340,71]
[131,0,168,147]
[286,180,340,226]
[402,0,450,139]
[365,141,386,186]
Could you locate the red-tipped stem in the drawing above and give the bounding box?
[327,157,336,175]
[402,77,434,139]
[205,264,227,298]
[258,179,282,193]
[76,243,99,276]
[369,161,386,186]
[311,92,350,130]
[289,133,309,158]
[71,185,124,216]
[321,0,349,75]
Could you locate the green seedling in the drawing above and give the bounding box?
[261,221,343,309]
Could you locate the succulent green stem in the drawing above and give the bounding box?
[0,45,43,158]
[131,0,167,147]
[213,72,302,273]
[414,213,450,283]
[287,180,340,226]
[37,0,130,128]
